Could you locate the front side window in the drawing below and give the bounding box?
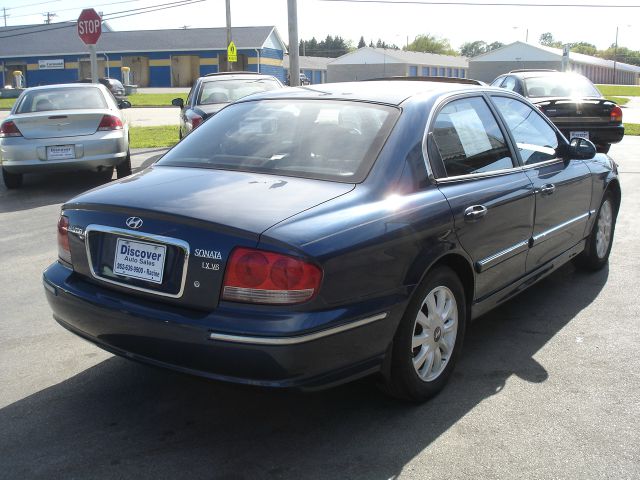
[431,97,514,177]
[501,76,517,91]
[16,87,107,113]
[492,96,559,165]
[159,99,400,183]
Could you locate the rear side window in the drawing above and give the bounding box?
[159,99,399,183]
[492,96,559,165]
[16,87,107,113]
[198,78,281,105]
[432,97,514,177]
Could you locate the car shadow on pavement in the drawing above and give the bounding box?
[0,263,608,479]
[0,171,114,214]
[0,150,165,214]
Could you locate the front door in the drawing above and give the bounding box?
[429,96,535,300]
[491,95,593,271]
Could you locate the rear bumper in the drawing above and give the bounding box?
[43,262,402,390]
[0,130,128,173]
[555,124,624,145]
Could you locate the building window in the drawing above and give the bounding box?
[461,69,466,78]
[453,68,459,77]
[422,66,429,76]
[409,66,418,76]
[439,67,445,76]
[431,67,438,76]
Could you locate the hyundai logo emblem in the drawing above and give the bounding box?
[126,216,144,229]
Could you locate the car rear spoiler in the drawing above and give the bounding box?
[364,76,485,86]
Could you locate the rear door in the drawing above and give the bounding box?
[491,95,593,271]
[428,95,535,300]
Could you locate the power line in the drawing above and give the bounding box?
[0,0,204,39]
[319,0,640,7]
[10,0,147,20]
[4,0,61,11]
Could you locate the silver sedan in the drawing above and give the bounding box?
[0,83,132,189]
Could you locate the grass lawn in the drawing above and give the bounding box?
[129,126,179,148]
[127,93,186,107]
[0,98,16,109]
[606,96,630,106]
[625,123,640,136]
[597,85,640,97]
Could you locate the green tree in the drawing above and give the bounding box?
[460,40,487,58]
[570,42,597,56]
[405,34,457,56]
[487,41,504,52]
[539,32,562,48]
[358,36,366,48]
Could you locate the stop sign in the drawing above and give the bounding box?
[77,9,101,45]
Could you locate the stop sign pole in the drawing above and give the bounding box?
[77,9,102,83]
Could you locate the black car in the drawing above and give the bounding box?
[44,80,620,402]
[77,77,127,101]
[171,72,283,139]
[491,70,623,153]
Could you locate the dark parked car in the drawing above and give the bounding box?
[77,77,127,101]
[491,70,623,153]
[44,81,620,402]
[171,72,283,139]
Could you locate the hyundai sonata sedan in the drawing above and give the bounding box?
[43,81,620,401]
[1,83,132,188]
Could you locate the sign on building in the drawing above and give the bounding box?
[38,59,65,70]
[227,41,237,63]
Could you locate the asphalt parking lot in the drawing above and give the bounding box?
[1,139,639,479]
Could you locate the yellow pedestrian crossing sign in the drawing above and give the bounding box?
[227,41,237,63]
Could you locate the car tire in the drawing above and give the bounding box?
[98,166,114,182]
[383,266,466,402]
[2,168,23,189]
[597,144,611,154]
[116,150,132,178]
[574,191,617,271]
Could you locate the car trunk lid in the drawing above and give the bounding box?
[532,98,617,124]
[63,165,354,309]
[11,110,112,139]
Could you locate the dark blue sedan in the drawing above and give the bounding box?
[43,80,620,401]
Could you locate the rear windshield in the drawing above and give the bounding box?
[524,74,601,98]
[15,87,107,113]
[198,78,281,105]
[159,99,400,183]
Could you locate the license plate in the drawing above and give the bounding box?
[113,238,166,284]
[46,145,75,160]
[570,131,589,140]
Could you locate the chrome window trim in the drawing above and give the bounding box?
[520,157,564,170]
[476,240,529,273]
[531,212,590,246]
[435,166,523,183]
[209,313,388,345]
[84,224,190,299]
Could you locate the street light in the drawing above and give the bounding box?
[612,25,632,85]
[513,26,528,43]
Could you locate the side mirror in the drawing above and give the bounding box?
[118,100,132,109]
[568,137,596,160]
[171,98,184,108]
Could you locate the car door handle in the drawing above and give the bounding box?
[464,205,488,222]
[540,184,556,195]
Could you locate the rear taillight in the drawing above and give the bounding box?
[191,114,204,129]
[97,114,123,131]
[57,215,72,265]
[610,106,623,123]
[222,247,322,304]
[0,120,22,137]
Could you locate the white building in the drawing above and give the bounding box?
[469,42,640,85]
[327,47,468,83]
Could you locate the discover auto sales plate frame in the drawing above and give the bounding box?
[113,237,167,284]
[83,225,191,298]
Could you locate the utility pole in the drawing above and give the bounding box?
[43,12,57,24]
[225,0,232,72]
[287,0,299,86]
[612,26,618,85]
[2,7,8,27]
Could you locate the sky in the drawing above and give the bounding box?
[1,0,638,52]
